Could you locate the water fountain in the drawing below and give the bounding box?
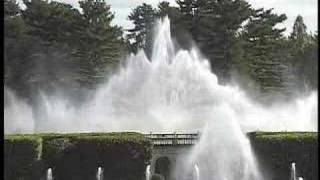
[298,177,303,180]
[3,17,318,180]
[4,16,317,134]
[146,165,151,180]
[291,162,296,180]
[96,166,103,180]
[46,168,53,180]
[194,163,200,180]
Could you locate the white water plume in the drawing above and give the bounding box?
[4,17,318,180]
[47,168,53,180]
[194,163,200,180]
[146,165,151,180]
[96,167,103,180]
[291,163,296,180]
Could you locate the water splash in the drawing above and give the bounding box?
[4,17,317,134]
[291,163,296,180]
[298,177,303,180]
[146,165,151,180]
[96,167,103,180]
[4,87,34,134]
[47,168,53,180]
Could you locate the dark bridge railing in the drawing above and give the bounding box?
[145,133,200,146]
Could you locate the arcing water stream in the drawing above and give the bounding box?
[4,17,317,180]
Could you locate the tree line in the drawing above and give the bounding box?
[4,0,318,104]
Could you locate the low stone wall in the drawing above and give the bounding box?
[248,132,318,180]
[5,132,152,180]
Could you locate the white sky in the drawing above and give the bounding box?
[18,0,318,35]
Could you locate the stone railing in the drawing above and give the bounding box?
[145,133,200,146]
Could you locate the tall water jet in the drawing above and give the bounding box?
[146,165,151,180]
[291,163,296,180]
[96,167,103,180]
[194,163,200,180]
[47,168,53,180]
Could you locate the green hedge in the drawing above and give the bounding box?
[4,135,43,180]
[5,132,152,180]
[248,132,318,180]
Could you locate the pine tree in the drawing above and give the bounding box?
[288,16,318,92]
[242,8,292,102]
[4,0,35,99]
[22,0,81,45]
[20,0,124,91]
[302,32,318,90]
[290,15,308,45]
[175,0,197,46]
[157,1,180,19]
[176,0,252,83]
[19,0,81,95]
[73,0,125,88]
[126,3,157,57]
[157,1,171,18]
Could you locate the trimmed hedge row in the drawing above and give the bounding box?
[4,135,43,180]
[248,132,318,180]
[5,132,152,180]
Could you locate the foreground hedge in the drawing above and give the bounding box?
[4,135,43,180]
[5,132,152,180]
[248,132,318,180]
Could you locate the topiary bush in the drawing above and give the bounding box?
[248,132,318,180]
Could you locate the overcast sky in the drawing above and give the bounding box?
[18,0,318,35]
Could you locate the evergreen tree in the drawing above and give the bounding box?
[157,1,171,18]
[302,32,318,90]
[290,15,308,45]
[176,0,253,83]
[8,0,124,97]
[22,0,81,45]
[4,0,35,99]
[73,0,125,88]
[242,8,292,101]
[126,3,157,56]
[157,1,180,20]
[175,0,197,48]
[20,0,81,95]
[288,16,318,92]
